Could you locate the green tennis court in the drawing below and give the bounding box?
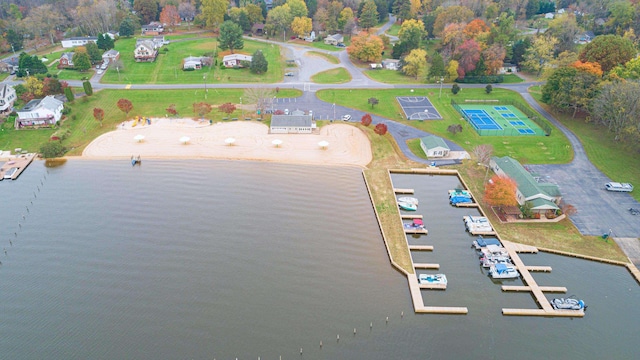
[453,103,546,136]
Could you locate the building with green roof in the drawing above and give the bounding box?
[419,135,450,158]
[489,156,561,214]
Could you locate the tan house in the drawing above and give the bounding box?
[134,40,158,62]
[141,22,164,35]
[324,34,344,45]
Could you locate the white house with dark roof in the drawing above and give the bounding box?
[419,135,450,158]
[141,22,164,35]
[0,84,17,113]
[134,40,158,62]
[382,59,400,70]
[102,49,120,62]
[324,34,344,45]
[490,156,561,214]
[15,96,64,128]
[61,36,98,48]
[270,114,314,134]
[223,54,253,67]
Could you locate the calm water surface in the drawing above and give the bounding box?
[0,161,638,360]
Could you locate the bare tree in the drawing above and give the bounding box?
[243,88,276,114]
[23,4,67,45]
[178,2,196,30]
[472,144,494,166]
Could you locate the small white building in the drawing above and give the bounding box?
[61,36,98,48]
[15,96,64,128]
[324,34,344,45]
[419,135,450,158]
[270,114,314,134]
[0,84,17,114]
[382,59,400,70]
[223,54,253,68]
[499,63,518,74]
[544,13,554,19]
[105,31,119,40]
[183,56,204,70]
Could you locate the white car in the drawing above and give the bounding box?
[342,114,351,121]
[96,69,104,75]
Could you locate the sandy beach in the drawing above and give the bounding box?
[82,118,372,166]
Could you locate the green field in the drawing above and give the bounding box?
[385,24,400,36]
[311,67,351,84]
[317,88,572,164]
[0,88,302,156]
[364,69,425,84]
[100,37,283,84]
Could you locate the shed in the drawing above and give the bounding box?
[61,36,98,48]
[324,34,344,45]
[419,135,450,158]
[499,63,518,74]
[382,59,400,70]
[270,114,314,134]
[252,23,265,35]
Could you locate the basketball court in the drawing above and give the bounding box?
[396,96,443,120]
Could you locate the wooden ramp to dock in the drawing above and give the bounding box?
[404,228,428,235]
[0,153,36,181]
[409,245,433,251]
[418,283,446,290]
[502,285,567,293]
[455,203,478,208]
[525,265,552,272]
[408,275,468,314]
[413,263,440,269]
[394,188,414,194]
[401,214,423,220]
[500,241,584,318]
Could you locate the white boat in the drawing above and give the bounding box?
[418,273,447,286]
[605,182,633,192]
[448,189,472,199]
[550,296,586,311]
[488,264,519,279]
[472,236,502,250]
[3,167,17,179]
[398,197,419,205]
[480,244,509,258]
[398,201,417,211]
[463,216,493,232]
[480,255,512,268]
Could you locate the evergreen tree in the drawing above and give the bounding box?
[83,80,93,96]
[218,20,244,54]
[238,11,251,32]
[85,42,103,64]
[73,52,92,71]
[391,41,408,59]
[360,0,379,30]
[18,53,48,76]
[6,29,24,51]
[250,50,268,74]
[428,52,446,79]
[97,34,108,50]
[259,1,268,19]
[119,18,135,37]
[64,86,75,102]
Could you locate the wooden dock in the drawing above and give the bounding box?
[394,188,414,194]
[455,203,478,208]
[0,153,36,180]
[409,245,433,251]
[500,240,584,317]
[401,214,423,219]
[408,275,468,314]
[469,230,496,236]
[418,283,446,290]
[502,285,567,293]
[414,263,440,269]
[404,228,428,235]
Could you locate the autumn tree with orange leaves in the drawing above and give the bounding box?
[160,5,181,31]
[93,108,105,127]
[571,60,603,77]
[464,19,490,39]
[117,98,133,119]
[484,175,518,210]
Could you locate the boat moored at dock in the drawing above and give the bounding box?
[398,196,419,205]
[398,201,418,211]
[489,263,519,279]
[550,296,586,311]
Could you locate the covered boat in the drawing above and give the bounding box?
[398,197,419,205]
[550,296,586,311]
[398,201,417,211]
[450,195,473,205]
[481,244,509,258]
[463,216,493,233]
[418,273,447,286]
[488,263,519,279]
[448,189,472,199]
[403,218,424,229]
[480,255,512,268]
[472,236,501,250]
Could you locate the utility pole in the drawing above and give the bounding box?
[203,74,207,99]
[439,77,444,98]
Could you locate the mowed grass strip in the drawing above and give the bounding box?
[311,67,351,84]
[306,51,339,64]
[364,69,426,84]
[529,87,640,201]
[317,88,572,164]
[101,37,283,84]
[0,88,301,156]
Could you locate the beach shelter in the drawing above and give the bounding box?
[225,137,236,146]
[272,139,282,147]
[318,140,329,149]
[134,135,145,142]
[180,136,190,144]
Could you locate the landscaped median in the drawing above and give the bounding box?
[317,88,573,165]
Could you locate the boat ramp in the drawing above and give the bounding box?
[0,153,36,181]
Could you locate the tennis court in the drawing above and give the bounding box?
[396,96,443,120]
[454,103,545,136]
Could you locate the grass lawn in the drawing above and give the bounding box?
[306,51,339,64]
[309,41,345,52]
[529,86,640,201]
[100,37,283,84]
[0,72,8,81]
[364,69,425,84]
[501,74,524,83]
[0,88,301,156]
[311,67,351,84]
[385,24,400,36]
[317,87,572,164]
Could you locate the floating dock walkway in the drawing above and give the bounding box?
[393,188,414,194]
[0,153,36,181]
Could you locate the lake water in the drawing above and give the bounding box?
[0,160,638,360]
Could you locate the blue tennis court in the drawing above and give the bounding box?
[494,106,509,111]
[518,128,535,134]
[509,120,526,126]
[501,113,517,118]
[462,109,502,130]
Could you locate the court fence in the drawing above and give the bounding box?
[451,99,552,136]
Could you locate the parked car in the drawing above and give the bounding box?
[96,69,104,75]
[336,43,346,48]
[342,114,351,121]
[285,72,294,76]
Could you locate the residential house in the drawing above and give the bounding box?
[153,36,169,47]
[58,52,75,69]
[141,22,164,35]
[0,59,14,73]
[270,114,314,134]
[2,57,19,73]
[369,63,383,69]
[0,84,17,114]
[304,31,316,42]
[134,40,158,62]
[265,0,274,10]
[105,31,119,40]
[324,34,344,46]
[61,36,98,48]
[575,31,595,44]
[499,63,518,74]
[102,49,120,62]
[252,23,265,35]
[222,54,253,67]
[15,96,64,128]
[183,56,209,70]
[382,59,400,70]
[489,156,561,215]
[419,135,450,158]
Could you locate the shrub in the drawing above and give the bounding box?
[83,81,93,96]
[39,141,67,158]
[50,128,70,141]
[485,84,493,94]
[451,84,460,95]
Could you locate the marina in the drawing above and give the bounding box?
[0,153,36,180]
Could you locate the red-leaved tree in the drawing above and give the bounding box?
[166,104,178,117]
[117,99,133,119]
[361,114,372,126]
[484,175,518,210]
[93,107,105,127]
[193,102,213,119]
[455,39,481,79]
[374,123,388,135]
[218,102,236,116]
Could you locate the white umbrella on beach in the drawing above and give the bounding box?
[225,137,236,146]
[272,139,283,148]
[318,140,329,149]
[134,134,145,143]
[180,136,190,144]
